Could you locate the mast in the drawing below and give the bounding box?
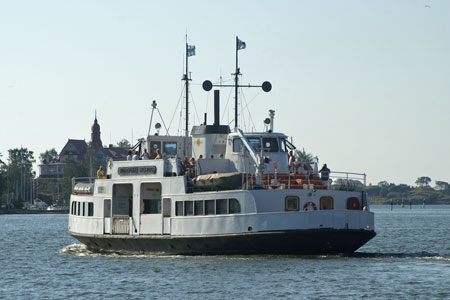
[234,36,239,129]
[183,36,195,157]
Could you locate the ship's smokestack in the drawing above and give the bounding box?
[214,90,220,126]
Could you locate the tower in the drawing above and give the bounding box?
[91,110,103,150]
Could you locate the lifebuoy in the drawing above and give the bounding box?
[303,201,317,211]
[296,163,309,174]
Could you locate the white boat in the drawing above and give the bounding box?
[68,38,375,255]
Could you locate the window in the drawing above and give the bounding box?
[71,202,75,215]
[175,201,183,216]
[77,202,81,216]
[205,200,215,215]
[233,138,243,153]
[285,196,300,211]
[88,202,94,216]
[163,142,177,156]
[262,138,279,152]
[194,200,204,216]
[320,196,334,210]
[216,199,228,215]
[82,202,86,216]
[143,199,161,214]
[184,201,194,216]
[248,138,261,151]
[229,198,241,214]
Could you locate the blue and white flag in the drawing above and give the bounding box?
[187,45,196,56]
[237,39,246,50]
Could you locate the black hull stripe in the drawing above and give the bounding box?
[70,229,376,255]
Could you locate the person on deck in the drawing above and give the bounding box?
[155,149,162,159]
[97,165,106,179]
[288,151,296,173]
[132,150,140,160]
[126,150,132,161]
[141,149,150,160]
[319,164,330,181]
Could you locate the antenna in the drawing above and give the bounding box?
[202,36,271,130]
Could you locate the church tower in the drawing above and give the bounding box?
[91,110,103,150]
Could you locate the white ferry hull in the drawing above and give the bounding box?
[69,229,375,255]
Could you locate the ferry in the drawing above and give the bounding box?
[68,37,375,255]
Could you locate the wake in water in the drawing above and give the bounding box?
[347,251,450,261]
[60,244,450,261]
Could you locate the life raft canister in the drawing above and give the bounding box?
[347,197,361,210]
[296,163,309,174]
[303,201,318,211]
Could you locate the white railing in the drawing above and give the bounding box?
[328,171,366,191]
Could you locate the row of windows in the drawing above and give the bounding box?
[175,198,241,216]
[71,201,94,217]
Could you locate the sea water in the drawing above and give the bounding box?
[1,205,449,299]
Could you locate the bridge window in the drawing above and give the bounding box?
[163,142,177,156]
[233,138,243,153]
[248,138,261,152]
[285,196,300,211]
[262,138,279,152]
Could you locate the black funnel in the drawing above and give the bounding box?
[214,90,220,126]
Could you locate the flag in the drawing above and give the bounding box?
[237,38,246,50]
[187,45,196,57]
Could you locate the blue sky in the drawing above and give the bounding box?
[1,0,449,186]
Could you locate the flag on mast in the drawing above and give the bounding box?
[187,45,196,56]
[237,39,246,50]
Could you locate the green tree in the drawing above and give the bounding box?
[415,176,431,187]
[435,181,450,191]
[39,148,59,164]
[7,148,36,207]
[0,154,7,202]
[116,138,131,148]
[294,148,314,163]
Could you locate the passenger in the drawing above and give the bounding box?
[97,165,106,179]
[141,149,150,160]
[219,153,224,159]
[155,149,162,159]
[319,164,330,181]
[132,150,140,160]
[288,151,296,173]
[126,150,132,161]
[210,154,214,159]
[180,157,189,175]
[188,157,196,177]
[198,154,203,159]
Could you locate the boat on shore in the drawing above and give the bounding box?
[68,38,375,255]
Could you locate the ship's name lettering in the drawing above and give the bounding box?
[118,166,157,176]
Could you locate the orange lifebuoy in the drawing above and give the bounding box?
[303,201,317,211]
[296,163,309,174]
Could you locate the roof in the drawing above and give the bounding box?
[59,139,88,157]
[103,147,129,160]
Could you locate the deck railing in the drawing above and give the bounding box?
[71,177,96,193]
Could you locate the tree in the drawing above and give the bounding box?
[415,176,431,187]
[294,148,314,163]
[435,181,450,191]
[39,148,59,164]
[7,148,36,207]
[116,138,131,148]
[0,154,7,202]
